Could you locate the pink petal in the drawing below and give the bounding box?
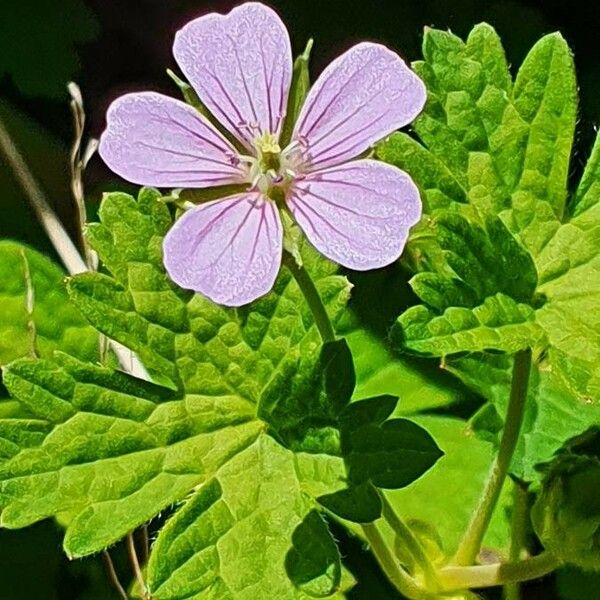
[287,160,421,270]
[163,193,282,306]
[99,92,247,187]
[173,3,292,150]
[291,43,426,171]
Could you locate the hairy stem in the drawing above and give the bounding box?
[362,523,438,600]
[504,482,530,600]
[127,533,149,599]
[282,251,336,343]
[102,550,129,600]
[454,348,532,566]
[0,111,149,381]
[438,552,559,591]
[379,492,439,589]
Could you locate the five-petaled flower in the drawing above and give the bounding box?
[99,2,426,306]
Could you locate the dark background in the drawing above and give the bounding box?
[0,0,598,598]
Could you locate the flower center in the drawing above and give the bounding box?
[246,133,301,200]
[257,133,281,172]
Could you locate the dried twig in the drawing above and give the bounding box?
[0,93,149,380]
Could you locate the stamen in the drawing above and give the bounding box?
[249,173,261,191]
[237,154,256,165]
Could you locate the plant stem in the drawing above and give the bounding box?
[102,550,129,600]
[138,524,150,565]
[283,253,438,596]
[379,492,439,589]
[454,348,532,566]
[282,251,336,343]
[438,552,559,591]
[0,111,87,275]
[362,523,438,600]
[504,481,530,600]
[0,111,149,381]
[127,533,149,599]
[68,81,98,271]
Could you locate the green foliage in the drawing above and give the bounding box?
[416,214,538,308]
[532,429,600,571]
[394,293,543,357]
[390,214,543,358]
[1,189,442,597]
[1,353,262,556]
[452,354,600,481]
[534,150,600,371]
[147,437,341,599]
[379,24,577,250]
[0,240,97,365]
[385,416,512,557]
[383,24,599,486]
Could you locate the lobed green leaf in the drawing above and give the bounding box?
[393,293,544,358]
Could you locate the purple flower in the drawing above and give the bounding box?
[99,2,425,306]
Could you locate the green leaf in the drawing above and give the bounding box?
[0,353,262,556]
[385,415,512,558]
[317,395,443,525]
[392,293,544,357]
[318,481,382,524]
[1,188,442,596]
[340,396,442,490]
[0,241,97,365]
[449,354,600,482]
[147,436,342,599]
[413,213,538,308]
[286,510,342,597]
[531,428,600,570]
[376,132,467,211]
[343,324,468,414]
[511,33,577,219]
[392,212,543,357]
[258,339,353,454]
[573,131,600,218]
[377,25,577,256]
[534,189,600,372]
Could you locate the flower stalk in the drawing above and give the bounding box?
[379,492,440,590]
[362,523,439,600]
[504,481,531,599]
[454,348,533,566]
[282,250,336,343]
[438,552,560,591]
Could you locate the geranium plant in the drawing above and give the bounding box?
[0,3,598,599]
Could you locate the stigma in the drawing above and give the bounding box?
[246,132,299,199]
